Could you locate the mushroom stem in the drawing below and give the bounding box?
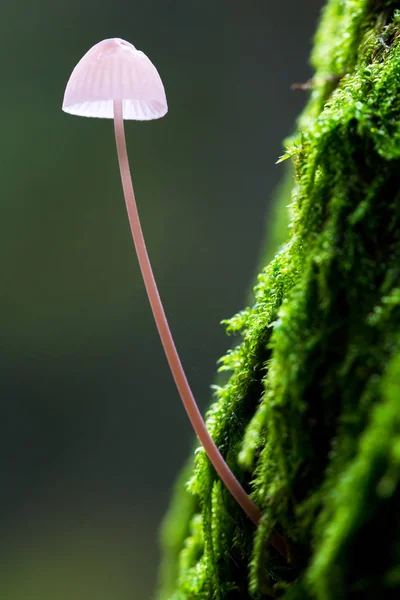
[112,98,261,525]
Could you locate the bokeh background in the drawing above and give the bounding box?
[0,1,324,598]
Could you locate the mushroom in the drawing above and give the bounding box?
[62,38,261,525]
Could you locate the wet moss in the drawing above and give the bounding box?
[157,1,400,598]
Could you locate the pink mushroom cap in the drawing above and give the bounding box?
[62,38,168,120]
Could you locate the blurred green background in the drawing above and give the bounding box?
[0,1,323,598]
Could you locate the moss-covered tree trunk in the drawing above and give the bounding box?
[157,1,400,598]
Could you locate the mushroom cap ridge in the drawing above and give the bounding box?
[62,38,168,120]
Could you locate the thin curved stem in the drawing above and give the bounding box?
[112,101,292,558]
[112,99,261,526]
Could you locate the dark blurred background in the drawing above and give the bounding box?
[0,1,323,597]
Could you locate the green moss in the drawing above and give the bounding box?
[157,1,400,598]
[158,459,199,600]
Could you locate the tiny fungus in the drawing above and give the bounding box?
[62,38,261,525]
